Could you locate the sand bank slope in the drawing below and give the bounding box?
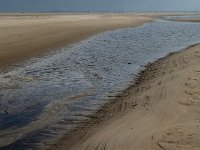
[0,13,151,67]
[60,45,200,150]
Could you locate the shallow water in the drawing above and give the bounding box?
[1,20,200,149]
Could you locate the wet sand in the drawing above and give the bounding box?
[0,13,151,67]
[175,18,200,23]
[56,44,200,150]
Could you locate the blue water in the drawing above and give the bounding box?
[0,19,200,149]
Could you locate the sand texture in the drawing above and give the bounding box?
[56,44,200,150]
[0,13,151,67]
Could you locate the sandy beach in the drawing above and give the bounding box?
[0,13,154,149]
[0,13,151,67]
[0,13,197,68]
[55,44,200,150]
[1,13,200,150]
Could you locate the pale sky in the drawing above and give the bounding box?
[0,0,199,12]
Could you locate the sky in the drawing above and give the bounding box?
[0,0,199,12]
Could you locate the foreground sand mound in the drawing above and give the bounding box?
[57,45,200,150]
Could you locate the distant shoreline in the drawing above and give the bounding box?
[0,13,153,68]
[173,18,200,23]
[1,12,199,69]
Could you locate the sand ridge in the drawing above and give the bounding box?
[56,45,200,150]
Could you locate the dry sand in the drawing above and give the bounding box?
[0,13,151,67]
[56,44,200,150]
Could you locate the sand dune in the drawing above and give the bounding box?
[56,45,200,150]
[0,13,151,67]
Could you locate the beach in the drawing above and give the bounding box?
[1,13,200,150]
[0,13,197,68]
[0,13,151,67]
[0,13,154,149]
[57,44,200,150]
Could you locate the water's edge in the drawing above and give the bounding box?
[51,43,200,149]
[1,19,200,149]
